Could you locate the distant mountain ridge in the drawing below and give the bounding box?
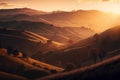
[0,8,48,15]
[0,8,119,32]
[39,10,120,32]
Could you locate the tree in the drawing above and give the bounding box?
[98,49,107,61]
[101,36,110,47]
[93,33,100,43]
[65,63,76,71]
[22,53,28,60]
[81,26,85,28]
[13,49,19,56]
[50,69,57,74]
[89,48,99,63]
[46,39,52,44]
[7,46,13,55]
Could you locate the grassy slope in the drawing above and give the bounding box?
[36,46,91,68]
[38,25,120,68]
[37,54,120,80]
[0,49,49,79]
[24,30,63,46]
[0,71,28,80]
[0,29,63,56]
[28,58,64,72]
[0,48,63,79]
[0,21,95,44]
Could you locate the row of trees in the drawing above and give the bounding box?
[6,46,27,58]
[89,48,107,63]
[89,34,108,63]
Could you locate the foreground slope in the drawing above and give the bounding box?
[0,48,63,79]
[0,71,28,80]
[37,54,120,80]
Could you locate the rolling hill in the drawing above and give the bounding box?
[39,10,120,32]
[0,48,63,79]
[0,14,51,24]
[0,21,95,44]
[1,8,120,80]
[0,8,48,16]
[34,25,120,68]
[0,71,28,80]
[0,8,51,24]
[37,53,120,80]
[0,8,119,32]
[0,28,63,56]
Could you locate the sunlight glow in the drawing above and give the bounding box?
[77,1,120,14]
[1,0,120,14]
[101,2,120,14]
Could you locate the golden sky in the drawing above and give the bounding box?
[0,0,120,13]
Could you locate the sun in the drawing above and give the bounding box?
[92,1,120,14]
[75,0,120,14]
[102,2,120,14]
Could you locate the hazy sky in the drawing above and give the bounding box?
[0,0,120,13]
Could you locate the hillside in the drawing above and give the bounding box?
[0,48,63,79]
[34,25,120,68]
[74,25,120,51]
[0,29,63,56]
[0,21,95,44]
[37,53,120,80]
[0,14,51,24]
[39,10,120,32]
[0,8,48,16]
[0,8,120,32]
[0,71,28,80]
[0,8,50,24]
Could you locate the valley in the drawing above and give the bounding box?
[0,7,120,80]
